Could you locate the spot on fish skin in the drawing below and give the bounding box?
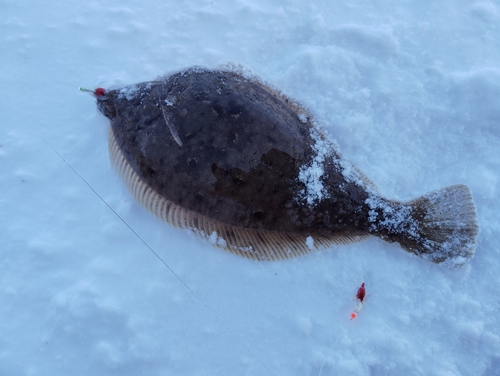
[228,100,242,116]
[253,211,264,220]
[140,165,155,178]
[212,102,223,117]
[187,157,198,169]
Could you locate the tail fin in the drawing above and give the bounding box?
[399,185,479,267]
[369,184,479,267]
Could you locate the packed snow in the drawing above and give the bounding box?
[1,0,500,375]
[118,84,141,101]
[298,129,333,206]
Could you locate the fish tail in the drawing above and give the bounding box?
[370,185,479,267]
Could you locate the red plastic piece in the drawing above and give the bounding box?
[94,87,106,97]
[356,283,366,302]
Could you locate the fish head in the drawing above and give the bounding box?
[96,91,117,120]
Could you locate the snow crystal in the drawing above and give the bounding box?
[179,66,210,76]
[208,231,217,244]
[164,95,176,107]
[297,129,332,206]
[217,237,227,247]
[305,236,315,250]
[208,231,227,247]
[118,84,140,100]
[297,127,374,207]
[298,113,308,123]
[236,245,253,252]
[365,195,418,237]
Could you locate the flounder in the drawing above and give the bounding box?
[93,67,478,267]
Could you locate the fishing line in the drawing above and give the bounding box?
[316,286,370,376]
[45,139,278,376]
[317,330,345,376]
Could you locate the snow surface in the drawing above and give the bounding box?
[1,0,500,375]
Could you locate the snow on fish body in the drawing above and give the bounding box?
[94,67,478,267]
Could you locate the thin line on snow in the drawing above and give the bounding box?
[45,139,278,376]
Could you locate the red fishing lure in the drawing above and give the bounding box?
[351,282,366,320]
[79,87,106,97]
[356,282,366,302]
[93,87,106,97]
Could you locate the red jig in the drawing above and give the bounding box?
[350,282,366,320]
[94,87,106,97]
[356,282,366,302]
[79,87,106,97]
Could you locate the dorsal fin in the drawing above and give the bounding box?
[108,126,367,260]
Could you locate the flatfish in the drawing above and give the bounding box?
[92,67,478,267]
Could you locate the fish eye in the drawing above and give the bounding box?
[98,100,116,119]
[105,104,116,119]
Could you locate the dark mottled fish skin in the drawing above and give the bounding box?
[100,70,372,234]
[96,67,479,267]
